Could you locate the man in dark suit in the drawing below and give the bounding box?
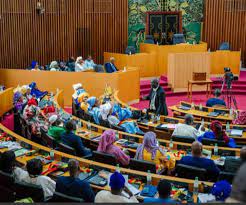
[178,141,220,179]
[105,57,118,73]
[61,120,92,157]
[55,159,95,202]
[144,79,168,116]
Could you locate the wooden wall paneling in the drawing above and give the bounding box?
[0,0,128,69]
[203,0,246,66]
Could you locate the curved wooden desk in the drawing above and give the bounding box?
[0,89,213,194]
[54,90,242,156]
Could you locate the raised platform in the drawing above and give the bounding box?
[140,71,246,98]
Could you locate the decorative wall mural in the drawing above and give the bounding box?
[128,0,204,50]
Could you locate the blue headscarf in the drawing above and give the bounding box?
[109,172,125,190]
[211,180,231,201]
[87,97,97,110]
[112,104,132,121]
[29,82,48,99]
[31,61,38,69]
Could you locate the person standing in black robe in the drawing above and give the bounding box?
[143,79,168,116]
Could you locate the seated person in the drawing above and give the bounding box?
[49,61,59,71]
[59,61,68,71]
[72,83,85,104]
[206,89,226,107]
[95,171,138,203]
[144,180,176,203]
[75,56,86,72]
[108,115,144,134]
[233,111,246,125]
[30,61,41,71]
[135,132,175,171]
[172,114,203,139]
[47,115,65,143]
[0,150,27,180]
[105,57,118,73]
[55,159,95,202]
[224,147,246,173]
[19,158,56,199]
[198,120,236,148]
[77,92,90,112]
[66,57,75,72]
[97,130,130,166]
[61,120,92,157]
[87,96,99,111]
[84,55,96,70]
[178,141,220,178]
[29,82,48,99]
[13,91,26,113]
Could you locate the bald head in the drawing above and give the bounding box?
[68,159,80,177]
[240,147,246,162]
[191,141,203,157]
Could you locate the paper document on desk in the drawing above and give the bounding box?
[230,129,243,137]
[198,193,216,203]
[161,124,177,129]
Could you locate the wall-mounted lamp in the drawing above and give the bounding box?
[36,1,45,15]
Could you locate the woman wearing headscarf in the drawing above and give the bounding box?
[198,120,236,148]
[49,61,59,71]
[23,98,41,134]
[29,82,48,99]
[233,111,246,125]
[78,92,90,112]
[135,132,176,171]
[97,130,130,166]
[13,91,25,113]
[75,56,86,72]
[31,61,40,71]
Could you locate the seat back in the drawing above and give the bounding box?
[93,151,117,165]
[218,171,236,184]
[14,181,44,202]
[110,124,125,132]
[219,42,230,50]
[224,157,241,173]
[129,159,156,173]
[99,118,110,128]
[0,171,15,202]
[42,133,55,148]
[175,164,207,180]
[144,35,155,44]
[58,143,76,156]
[202,138,226,147]
[50,192,84,202]
[125,46,136,55]
[172,135,195,143]
[173,34,185,45]
[164,118,179,124]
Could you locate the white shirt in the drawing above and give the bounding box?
[75,63,86,72]
[14,168,56,199]
[172,123,202,139]
[95,191,139,203]
[85,60,96,69]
